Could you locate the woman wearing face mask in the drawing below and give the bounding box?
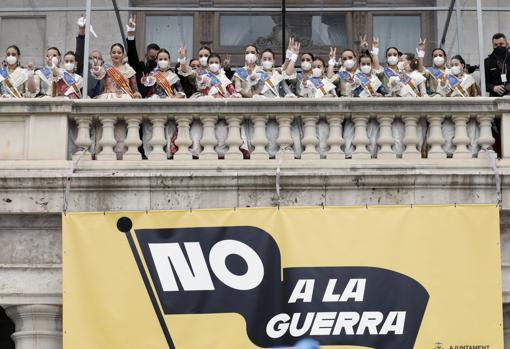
[298,57,337,98]
[196,53,240,98]
[176,46,213,97]
[141,49,185,99]
[353,53,386,97]
[378,47,404,96]
[437,55,478,97]
[421,48,450,96]
[50,51,83,99]
[327,48,358,97]
[91,43,141,99]
[34,47,65,98]
[285,44,319,97]
[393,53,427,98]
[252,49,295,98]
[232,45,260,98]
[0,45,38,98]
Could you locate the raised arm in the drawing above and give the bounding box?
[417,37,427,73]
[284,39,300,77]
[327,47,337,79]
[126,15,143,74]
[75,16,86,76]
[371,37,381,70]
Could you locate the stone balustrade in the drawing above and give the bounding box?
[1,97,508,162]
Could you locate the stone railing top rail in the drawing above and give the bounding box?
[0,97,507,116]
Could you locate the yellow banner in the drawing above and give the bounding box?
[63,205,503,349]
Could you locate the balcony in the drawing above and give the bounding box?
[0,97,509,347]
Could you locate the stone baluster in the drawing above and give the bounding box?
[73,116,92,160]
[276,114,294,160]
[5,304,62,349]
[301,114,319,159]
[173,115,193,160]
[326,114,345,159]
[452,113,472,159]
[351,113,370,159]
[148,115,168,160]
[427,113,446,159]
[224,114,244,160]
[402,114,421,159]
[377,114,395,159]
[251,115,269,160]
[97,116,117,160]
[477,114,496,156]
[199,114,218,160]
[123,116,142,160]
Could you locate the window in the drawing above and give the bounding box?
[287,14,347,48]
[0,17,45,66]
[373,15,421,60]
[145,15,193,57]
[220,15,277,48]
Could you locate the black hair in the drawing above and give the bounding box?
[358,51,373,64]
[431,47,447,57]
[47,47,61,56]
[301,52,315,61]
[314,57,326,67]
[341,49,356,57]
[6,45,20,56]
[403,52,416,61]
[64,50,76,59]
[189,57,199,65]
[385,47,401,57]
[451,54,466,67]
[492,33,507,41]
[207,53,221,63]
[246,44,259,54]
[198,46,212,55]
[110,43,125,54]
[261,48,275,59]
[146,43,160,52]
[157,48,170,58]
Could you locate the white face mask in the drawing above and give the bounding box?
[5,56,17,65]
[199,56,208,67]
[51,56,59,67]
[158,60,169,70]
[245,53,257,64]
[451,65,462,76]
[301,61,312,71]
[262,60,273,70]
[64,62,75,72]
[433,56,445,67]
[360,65,372,74]
[397,61,405,71]
[312,67,322,78]
[209,63,220,73]
[343,59,355,70]
[387,56,399,66]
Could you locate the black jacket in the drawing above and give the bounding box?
[75,34,103,98]
[484,48,510,96]
[126,38,157,97]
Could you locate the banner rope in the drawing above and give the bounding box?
[63,147,89,214]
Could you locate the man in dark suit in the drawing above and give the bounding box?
[485,33,510,96]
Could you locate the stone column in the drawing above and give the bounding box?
[427,113,446,159]
[72,116,92,161]
[377,114,395,159]
[501,113,510,159]
[326,114,345,160]
[477,114,496,156]
[351,113,370,159]
[5,305,62,349]
[276,114,294,160]
[199,114,218,160]
[224,115,244,160]
[173,115,193,160]
[148,116,168,160]
[403,114,421,159]
[301,114,319,160]
[452,113,471,159]
[123,116,142,161]
[251,115,269,160]
[97,116,117,161]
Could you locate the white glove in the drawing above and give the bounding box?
[77,17,86,28]
[416,48,425,58]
